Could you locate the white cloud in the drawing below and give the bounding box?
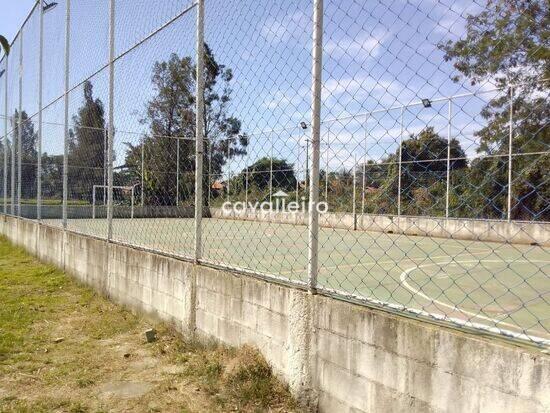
[325,31,388,59]
[323,74,395,98]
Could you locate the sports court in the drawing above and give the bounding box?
[46,217,550,344]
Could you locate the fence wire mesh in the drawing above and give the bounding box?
[0,0,548,348]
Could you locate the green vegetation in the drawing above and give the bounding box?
[0,237,299,412]
[217,0,549,221]
[439,0,549,220]
[0,35,9,56]
[123,46,248,207]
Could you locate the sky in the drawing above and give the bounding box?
[0,0,37,54]
[0,0,507,181]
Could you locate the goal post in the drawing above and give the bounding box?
[92,184,136,219]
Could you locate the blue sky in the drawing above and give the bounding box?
[0,0,37,51]
[1,0,503,181]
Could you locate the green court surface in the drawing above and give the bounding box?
[47,217,550,344]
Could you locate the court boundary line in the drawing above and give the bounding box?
[400,259,550,340]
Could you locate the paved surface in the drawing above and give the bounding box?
[46,217,550,343]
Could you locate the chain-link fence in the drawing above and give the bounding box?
[0,0,548,348]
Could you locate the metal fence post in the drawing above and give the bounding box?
[131,185,135,218]
[11,97,15,215]
[325,125,329,202]
[361,160,366,215]
[269,133,273,203]
[445,100,452,218]
[507,85,513,222]
[62,0,70,228]
[397,106,404,217]
[37,0,44,221]
[307,0,323,294]
[176,136,180,205]
[352,155,357,230]
[17,32,23,216]
[3,57,7,214]
[103,128,107,204]
[362,114,368,216]
[226,139,230,201]
[194,0,205,262]
[245,166,249,206]
[92,185,96,219]
[140,138,144,206]
[295,145,299,203]
[245,147,249,206]
[107,0,115,240]
[207,140,211,206]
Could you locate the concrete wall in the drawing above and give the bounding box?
[1,214,548,412]
[209,208,550,246]
[8,204,195,220]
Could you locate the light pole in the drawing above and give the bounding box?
[300,121,309,197]
[42,1,58,12]
[141,136,144,206]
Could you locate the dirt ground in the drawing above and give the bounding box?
[0,237,300,413]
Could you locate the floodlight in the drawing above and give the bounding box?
[43,1,58,12]
[300,121,308,130]
[421,98,432,108]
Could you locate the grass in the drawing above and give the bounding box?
[0,236,300,413]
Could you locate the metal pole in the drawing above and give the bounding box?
[361,161,366,215]
[307,0,323,294]
[445,100,452,218]
[11,97,15,215]
[37,0,44,220]
[176,136,180,205]
[397,107,404,216]
[103,128,107,205]
[107,0,115,240]
[507,86,513,222]
[245,166,249,206]
[325,126,329,202]
[353,155,357,230]
[92,185,96,219]
[295,145,299,203]
[207,140,211,206]
[269,134,273,204]
[362,114,367,215]
[141,138,144,206]
[226,140,230,201]
[131,186,134,218]
[245,148,249,207]
[305,138,309,194]
[3,57,7,214]
[62,0,70,228]
[194,0,205,261]
[17,32,23,216]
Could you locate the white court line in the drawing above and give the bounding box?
[279,249,493,276]
[399,259,550,337]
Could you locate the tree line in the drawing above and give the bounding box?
[1,0,547,220]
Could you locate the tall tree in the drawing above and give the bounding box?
[125,45,248,206]
[394,127,466,215]
[240,157,297,193]
[11,110,38,199]
[68,81,107,202]
[40,153,63,200]
[440,0,549,220]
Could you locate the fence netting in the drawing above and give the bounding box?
[0,0,548,348]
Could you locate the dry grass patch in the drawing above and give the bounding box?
[0,237,300,413]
